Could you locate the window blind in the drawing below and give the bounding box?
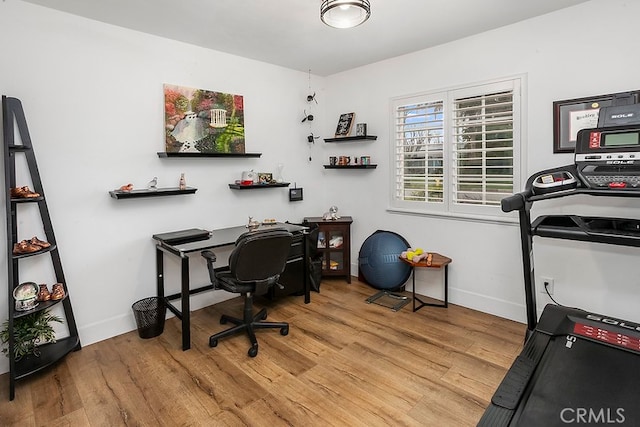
[394,99,445,203]
[452,91,514,206]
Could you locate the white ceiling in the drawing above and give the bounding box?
[21,0,589,76]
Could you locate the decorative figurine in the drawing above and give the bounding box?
[322,205,341,220]
[147,176,158,190]
[37,284,51,301]
[247,216,260,229]
[179,173,186,190]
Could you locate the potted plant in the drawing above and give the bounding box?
[0,310,63,361]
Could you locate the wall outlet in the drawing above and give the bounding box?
[540,276,554,295]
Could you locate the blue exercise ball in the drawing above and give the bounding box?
[358,230,411,290]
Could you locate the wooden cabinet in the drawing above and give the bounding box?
[304,216,352,283]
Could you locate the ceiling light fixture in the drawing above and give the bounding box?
[320,0,371,29]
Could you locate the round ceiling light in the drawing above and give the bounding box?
[320,0,371,29]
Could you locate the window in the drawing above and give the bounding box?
[391,77,523,218]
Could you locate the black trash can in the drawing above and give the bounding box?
[131,297,166,339]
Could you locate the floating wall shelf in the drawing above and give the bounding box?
[228,182,290,190]
[323,165,377,169]
[324,135,377,143]
[109,187,197,199]
[157,152,261,158]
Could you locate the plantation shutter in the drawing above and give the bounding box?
[451,89,514,207]
[394,97,445,204]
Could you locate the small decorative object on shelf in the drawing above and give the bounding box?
[247,216,261,229]
[355,123,367,136]
[51,283,65,300]
[322,205,341,220]
[179,173,186,190]
[119,183,134,192]
[13,282,38,311]
[147,176,158,190]
[37,284,51,302]
[335,113,355,137]
[13,236,51,255]
[10,186,40,199]
[241,170,255,185]
[274,163,284,183]
[258,172,273,184]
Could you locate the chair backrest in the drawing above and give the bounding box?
[228,229,293,284]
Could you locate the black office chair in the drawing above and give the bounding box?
[201,228,293,357]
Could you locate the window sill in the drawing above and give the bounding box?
[386,207,518,225]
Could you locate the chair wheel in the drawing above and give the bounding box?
[248,346,258,357]
[280,326,289,336]
[209,338,218,347]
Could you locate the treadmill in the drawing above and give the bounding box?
[479,100,640,426]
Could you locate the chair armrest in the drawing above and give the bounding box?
[201,250,217,262]
[201,250,218,287]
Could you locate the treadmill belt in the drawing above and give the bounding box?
[515,337,639,425]
[479,304,640,426]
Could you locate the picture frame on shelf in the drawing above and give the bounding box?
[553,90,640,153]
[335,113,355,137]
[355,123,367,136]
[258,173,273,184]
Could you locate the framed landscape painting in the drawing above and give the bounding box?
[164,84,245,153]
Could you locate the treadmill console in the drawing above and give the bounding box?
[575,124,640,189]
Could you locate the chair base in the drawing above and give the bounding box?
[209,293,289,357]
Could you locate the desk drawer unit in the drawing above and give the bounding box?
[271,232,305,297]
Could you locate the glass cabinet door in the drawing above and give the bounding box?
[328,231,344,248]
[317,231,327,249]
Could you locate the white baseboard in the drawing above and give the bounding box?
[448,287,527,324]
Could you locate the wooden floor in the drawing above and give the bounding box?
[0,278,525,426]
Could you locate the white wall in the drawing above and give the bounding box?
[0,1,329,373]
[321,0,640,325]
[2,0,640,375]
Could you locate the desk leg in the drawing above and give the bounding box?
[156,247,165,302]
[181,257,191,351]
[304,233,310,304]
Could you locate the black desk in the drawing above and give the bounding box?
[153,223,309,350]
